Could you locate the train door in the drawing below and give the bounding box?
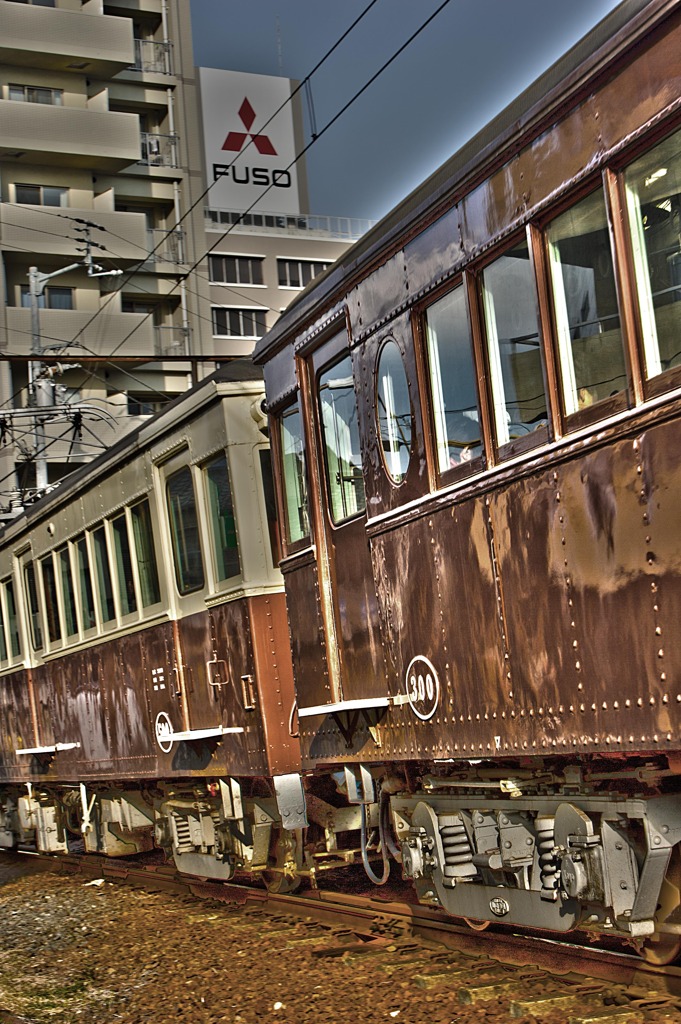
[303,331,386,705]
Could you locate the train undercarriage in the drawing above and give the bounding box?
[390,759,681,964]
[0,774,381,895]
[2,759,681,963]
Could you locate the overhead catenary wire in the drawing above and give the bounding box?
[1,0,454,486]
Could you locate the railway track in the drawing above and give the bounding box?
[2,849,681,1023]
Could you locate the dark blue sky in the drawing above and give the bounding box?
[191,0,622,221]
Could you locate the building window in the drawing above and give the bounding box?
[20,285,73,310]
[209,254,264,285]
[277,259,330,288]
[15,184,68,207]
[8,84,63,106]
[211,307,267,338]
[126,392,170,416]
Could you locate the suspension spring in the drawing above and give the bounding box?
[536,816,560,897]
[439,816,474,878]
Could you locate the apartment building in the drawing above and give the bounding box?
[0,0,369,508]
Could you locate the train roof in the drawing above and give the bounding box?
[253,0,667,364]
[1,359,264,538]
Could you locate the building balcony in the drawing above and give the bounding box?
[138,133,178,169]
[0,204,151,266]
[0,101,140,172]
[0,2,134,77]
[2,308,157,359]
[131,38,173,75]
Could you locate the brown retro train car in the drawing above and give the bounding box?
[255,0,681,959]
[0,363,355,890]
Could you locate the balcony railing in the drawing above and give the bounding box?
[154,325,191,357]
[132,38,173,75]
[146,229,185,264]
[138,132,178,168]
[205,208,374,242]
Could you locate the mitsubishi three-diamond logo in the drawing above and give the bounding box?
[222,98,277,156]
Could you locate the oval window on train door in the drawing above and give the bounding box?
[376,338,412,484]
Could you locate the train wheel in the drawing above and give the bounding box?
[635,848,681,965]
[636,933,681,966]
[262,870,301,895]
[261,827,302,894]
[463,917,490,932]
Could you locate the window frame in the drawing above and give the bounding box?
[201,451,242,588]
[541,178,631,433]
[277,258,330,289]
[273,395,312,556]
[211,306,268,338]
[165,463,206,596]
[417,274,488,486]
[316,346,367,527]
[208,253,265,286]
[477,229,551,461]
[14,183,68,207]
[616,124,681,401]
[375,336,413,485]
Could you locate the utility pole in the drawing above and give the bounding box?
[28,262,81,492]
[26,221,122,495]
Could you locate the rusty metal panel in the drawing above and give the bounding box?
[177,602,269,777]
[247,593,301,776]
[263,343,298,409]
[595,14,681,152]
[461,18,681,257]
[347,251,408,340]
[327,511,388,704]
[404,206,463,297]
[0,671,34,781]
[281,553,330,712]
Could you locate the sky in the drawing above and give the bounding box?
[190,0,624,223]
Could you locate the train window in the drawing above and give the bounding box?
[278,399,310,548]
[424,283,483,476]
[24,562,43,651]
[547,188,627,417]
[166,467,205,594]
[92,526,116,624]
[318,354,366,524]
[481,239,549,453]
[259,449,282,566]
[57,548,78,638]
[376,339,412,483]
[130,500,161,607]
[5,581,21,659]
[203,454,240,583]
[40,555,61,644]
[112,514,137,616]
[624,128,681,383]
[0,589,7,663]
[75,536,96,630]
